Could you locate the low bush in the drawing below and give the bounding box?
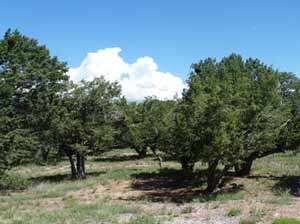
[228,208,242,217]
[0,173,30,190]
[181,206,193,214]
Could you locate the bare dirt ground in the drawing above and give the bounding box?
[1,150,300,224]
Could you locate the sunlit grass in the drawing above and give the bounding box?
[1,149,300,223]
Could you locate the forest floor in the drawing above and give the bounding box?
[1,149,300,224]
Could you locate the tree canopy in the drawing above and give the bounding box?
[1,29,300,194]
[0,29,68,173]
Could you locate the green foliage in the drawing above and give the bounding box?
[0,29,68,173]
[161,54,298,192]
[228,208,242,217]
[181,206,193,214]
[273,218,300,224]
[0,173,30,190]
[52,77,123,178]
[240,219,256,224]
[2,27,300,197]
[236,71,300,176]
[123,97,176,157]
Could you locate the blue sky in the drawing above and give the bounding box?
[1,1,300,99]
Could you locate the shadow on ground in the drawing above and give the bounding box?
[92,154,153,162]
[29,171,106,184]
[242,174,300,196]
[129,168,240,203]
[272,176,300,196]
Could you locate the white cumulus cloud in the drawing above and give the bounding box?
[68,47,186,101]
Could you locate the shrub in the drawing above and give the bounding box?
[228,208,242,217]
[0,173,30,190]
[181,206,193,214]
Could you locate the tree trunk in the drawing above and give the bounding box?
[151,148,163,168]
[235,146,285,177]
[41,146,50,163]
[235,159,253,177]
[63,145,86,179]
[82,156,86,174]
[66,152,77,179]
[180,156,195,174]
[76,153,86,179]
[205,160,219,193]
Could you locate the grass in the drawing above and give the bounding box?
[1,149,300,223]
[127,214,160,224]
[240,218,256,224]
[26,201,135,224]
[249,207,267,222]
[228,207,242,217]
[192,190,245,203]
[273,218,300,224]
[181,206,193,214]
[0,173,30,190]
[267,190,293,205]
[0,194,139,224]
[253,152,300,176]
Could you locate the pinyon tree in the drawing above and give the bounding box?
[0,29,68,174]
[52,77,123,178]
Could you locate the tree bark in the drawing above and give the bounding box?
[235,146,285,177]
[205,160,231,194]
[63,145,86,179]
[66,152,77,178]
[235,158,254,177]
[76,153,86,179]
[205,160,219,193]
[82,156,85,174]
[151,148,163,168]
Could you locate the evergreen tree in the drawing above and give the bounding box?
[163,54,293,193]
[0,29,68,174]
[52,77,123,178]
[124,97,176,162]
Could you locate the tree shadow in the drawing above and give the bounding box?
[272,175,300,196]
[230,173,300,197]
[247,174,281,180]
[129,168,239,203]
[29,171,106,184]
[92,154,153,162]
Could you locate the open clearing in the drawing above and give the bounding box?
[1,149,300,224]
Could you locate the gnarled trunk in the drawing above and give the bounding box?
[63,145,86,179]
[235,158,254,177]
[205,160,219,193]
[206,160,231,194]
[66,152,77,178]
[235,146,285,177]
[76,153,86,179]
